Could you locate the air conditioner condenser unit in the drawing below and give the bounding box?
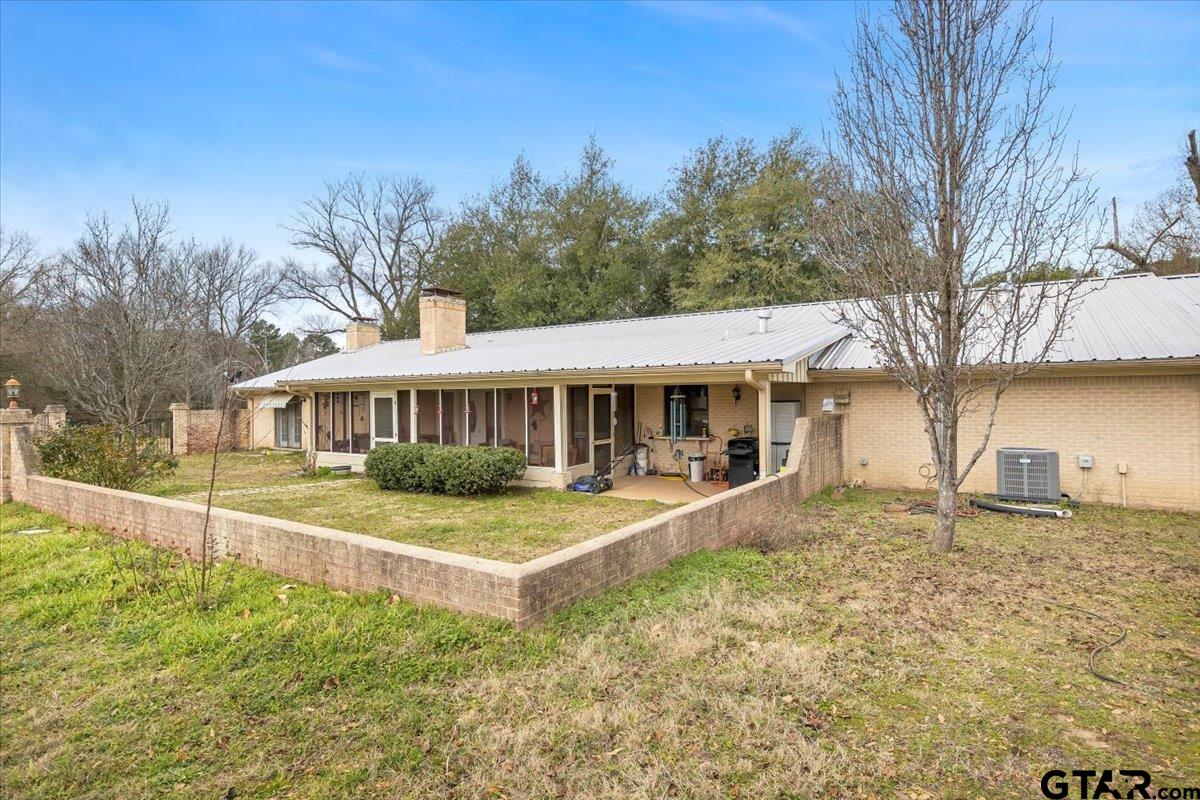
[996,447,1060,502]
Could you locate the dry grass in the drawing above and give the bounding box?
[2,488,1197,799]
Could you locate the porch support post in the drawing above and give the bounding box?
[553,384,567,481]
[745,369,771,478]
[408,390,418,443]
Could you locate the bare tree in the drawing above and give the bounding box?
[42,200,280,426]
[1097,130,1200,273]
[281,174,442,339]
[0,227,48,331]
[818,0,1098,553]
[184,239,282,406]
[42,202,194,427]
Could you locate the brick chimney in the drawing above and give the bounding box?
[345,317,381,352]
[419,286,466,355]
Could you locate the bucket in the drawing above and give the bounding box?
[635,444,649,475]
[688,453,706,482]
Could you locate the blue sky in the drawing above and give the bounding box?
[2,0,1198,291]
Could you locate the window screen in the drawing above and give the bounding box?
[373,395,394,441]
[615,384,634,451]
[416,389,439,443]
[467,389,495,446]
[350,392,370,453]
[527,386,555,468]
[332,392,349,452]
[396,390,411,443]
[315,392,332,452]
[497,388,526,454]
[440,389,465,445]
[567,386,589,466]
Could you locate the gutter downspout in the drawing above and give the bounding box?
[744,369,771,478]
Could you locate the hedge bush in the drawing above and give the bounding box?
[36,424,178,491]
[364,443,527,495]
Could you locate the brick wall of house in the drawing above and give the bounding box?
[249,401,276,450]
[635,382,762,474]
[808,372,1200,510]
[245,394,312,452]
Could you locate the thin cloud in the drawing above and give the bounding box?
[637,1,827,47]
[299,44,376,74]
[691,104,750,137]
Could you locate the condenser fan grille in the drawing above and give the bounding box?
[996,448,1060,502]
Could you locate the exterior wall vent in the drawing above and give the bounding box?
[996,447,1060,501]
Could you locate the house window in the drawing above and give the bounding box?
[497,388,526,454]
[467,389,495,446]
[274,397,302,449]
[663,385,709,439]
[373,395,394,441]
[567,385,589,466]
[415,389,439,443]
[527,386,555,468]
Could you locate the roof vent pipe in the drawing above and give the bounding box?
[756,309,773,335]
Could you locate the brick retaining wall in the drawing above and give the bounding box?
[512,415,843,625]
[5,416,844,626]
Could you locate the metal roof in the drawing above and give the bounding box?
[236,273,1199,390]
[235,303,851,389]
[809,272,1200,371]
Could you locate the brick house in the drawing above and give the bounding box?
[234,275,1200,510]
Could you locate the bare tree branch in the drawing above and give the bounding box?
[281,174,443,339]
[0,227,49,331]
[816,0,1099,554]
[1099,129,1200,273]
[40,200,280,426]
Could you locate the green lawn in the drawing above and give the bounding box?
[2,490,1197,799]
[142,452,673,563]
[141,450,343,497]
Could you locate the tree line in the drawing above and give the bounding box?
[281,128,830,339]
[0,126,838,422]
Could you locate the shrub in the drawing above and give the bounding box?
[36,424,178,491]
[364,443,527,495]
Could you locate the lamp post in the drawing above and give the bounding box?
[4,377,20,409]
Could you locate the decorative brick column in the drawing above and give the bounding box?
[43,404,67,430]
[169,403,189,456]
[0,407,36,503]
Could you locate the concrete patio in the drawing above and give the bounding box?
[606,474,727,504]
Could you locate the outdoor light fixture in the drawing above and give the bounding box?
[4,376,20,409]
[731,385,742,404]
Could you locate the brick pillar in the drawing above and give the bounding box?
[169,403,189,456]
[43,404,67,431]
[0,407,36,503]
